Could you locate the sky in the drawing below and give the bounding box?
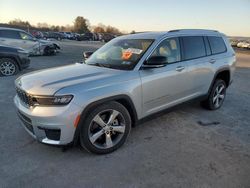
[0,0,249,36]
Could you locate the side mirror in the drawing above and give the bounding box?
[142,56,167,69]
[83,51,94,60]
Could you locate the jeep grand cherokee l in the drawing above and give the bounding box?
[14,29,236,154]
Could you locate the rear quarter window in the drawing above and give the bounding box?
[181,36,206,60]
[208,36,227,54]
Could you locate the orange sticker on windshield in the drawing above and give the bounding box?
[122,51,133,60]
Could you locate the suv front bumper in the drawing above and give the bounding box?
[14,95,82,145]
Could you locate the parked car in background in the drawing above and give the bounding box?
[0,27,60,56]
[30,30,44,39]
[45,32,65,40]
[0,45,30,76]
[101,33,116,42]
[14,29,235,154]
[93,33,99,41]
[237,41,250,49]
[77,32,94,41]
[64,32,75,40]
[230,40,239,47]
[59,32,69,39]
[72,33,80,40]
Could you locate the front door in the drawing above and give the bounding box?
[18,31,39,54]
[139,37,189,116]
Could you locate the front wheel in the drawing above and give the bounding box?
[80,101,131,154]
[0,58,19,76]
[201,79,227,110]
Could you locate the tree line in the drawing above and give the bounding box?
[2,16,125,35]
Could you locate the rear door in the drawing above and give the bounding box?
[0,29,22,47]
[180,36,214,95]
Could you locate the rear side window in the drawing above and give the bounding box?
[0,30,20,39]
[207,36,227,54]
[181,36,206,60]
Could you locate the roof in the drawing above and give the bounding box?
[0,27,25,32]
[119,29,224,40]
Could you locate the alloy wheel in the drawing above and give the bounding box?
[88,109,126,149]
[212,84,225,108]
[0,61,16,76]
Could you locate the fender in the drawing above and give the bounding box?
[207,67,231,97]
[73,94,138,145]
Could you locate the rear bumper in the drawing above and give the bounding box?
[14,95,82,145]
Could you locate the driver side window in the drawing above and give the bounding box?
[151,37,181,64]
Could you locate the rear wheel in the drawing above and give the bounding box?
[80,101,131,154]
[201,79,227,110]
[0,58,19,76]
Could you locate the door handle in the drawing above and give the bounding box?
[209,59,216,64]
[176,66,185,72]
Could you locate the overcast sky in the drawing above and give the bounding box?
[0,0,249,36]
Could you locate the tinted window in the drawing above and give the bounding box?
[208,36,226,54]
[182,36,206,60]
[151,37,181,64]
[0,30,20,39]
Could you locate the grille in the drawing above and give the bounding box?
[16,87,34,107]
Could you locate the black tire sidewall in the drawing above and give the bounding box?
[0,58,19,76]
[207,79,226,110]
[80,101,131,154]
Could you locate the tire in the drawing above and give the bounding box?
[43,46,55,56]
[0,58,19,76]
[201,79,227,110]
[80,101,131,154]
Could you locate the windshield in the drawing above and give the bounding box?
[85,39,154,70]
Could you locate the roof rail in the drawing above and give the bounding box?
[168,29,219,33]
[168,30,180,33]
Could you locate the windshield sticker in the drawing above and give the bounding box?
[122,51,133,60]
[126,48,143,55]
[122,48,143,60]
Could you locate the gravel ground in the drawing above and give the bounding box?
[0,40,249,188]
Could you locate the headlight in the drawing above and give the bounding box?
[32,95,73,106]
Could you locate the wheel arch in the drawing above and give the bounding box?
[73,94,138,145]
[208,68,231,95]
[0,56,21,70]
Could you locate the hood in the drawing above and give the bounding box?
[15,63,124,95]
[38,39,56,46]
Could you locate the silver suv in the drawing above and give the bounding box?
[14,29,236,154]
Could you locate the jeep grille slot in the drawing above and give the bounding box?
[16,87,33,107]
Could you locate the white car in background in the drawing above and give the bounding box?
[237,41,250,49]
[0,27,60,56]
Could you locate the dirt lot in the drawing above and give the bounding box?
[0,41,249,188]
